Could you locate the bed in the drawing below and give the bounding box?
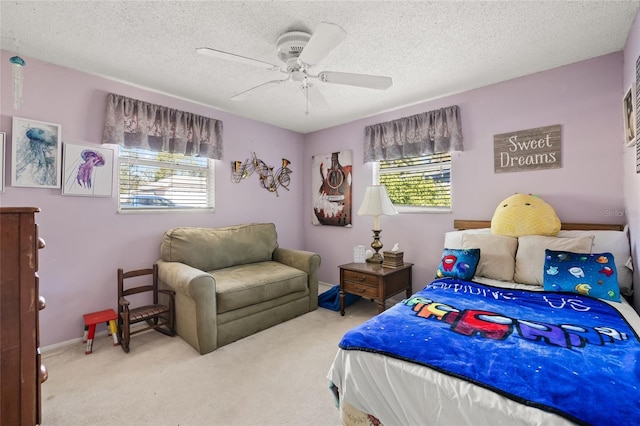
[327,220,640,426]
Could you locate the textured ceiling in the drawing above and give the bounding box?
[1,1,639,134]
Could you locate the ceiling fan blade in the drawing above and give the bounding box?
[318,71,393,90]
[231,79,287,101]
[301,84,329,110]
[298,22,346,66]
[196,47,281,71]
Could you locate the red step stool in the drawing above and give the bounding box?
[83,309,119,354]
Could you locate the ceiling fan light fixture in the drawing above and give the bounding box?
[291,70,305,82]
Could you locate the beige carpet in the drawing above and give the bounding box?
[41,293,378,426]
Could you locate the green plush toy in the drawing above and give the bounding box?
[491,193,560,237]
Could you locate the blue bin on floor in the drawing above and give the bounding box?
[318,285,361,311]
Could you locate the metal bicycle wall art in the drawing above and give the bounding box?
[231,152,292,196]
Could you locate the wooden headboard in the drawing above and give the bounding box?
[453,220,625,232]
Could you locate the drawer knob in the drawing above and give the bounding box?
[38,296,46,310]
[38,237,46,249]
[40,363,48,383]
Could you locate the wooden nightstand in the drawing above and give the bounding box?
[338,262,413,316]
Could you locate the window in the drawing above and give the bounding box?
[374,152,451,211]
[118,146,214,212]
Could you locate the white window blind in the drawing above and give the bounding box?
[118,146,214,211]
[375,153,451,210]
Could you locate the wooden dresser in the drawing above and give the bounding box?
[1,207,47,425]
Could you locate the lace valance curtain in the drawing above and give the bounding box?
[102,93,223,160]
[363,105,463,163]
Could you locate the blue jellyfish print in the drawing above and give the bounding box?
[14,124,59,186]
[76,150,105,188]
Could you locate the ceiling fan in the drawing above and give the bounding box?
[196,22,393,113]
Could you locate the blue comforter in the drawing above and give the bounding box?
[339,278,640,425]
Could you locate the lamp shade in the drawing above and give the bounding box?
[357,185,398,217]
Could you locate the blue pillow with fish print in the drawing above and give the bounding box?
[436,248,480,280]
[543,250,620,302]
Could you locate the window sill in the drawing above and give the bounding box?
[118,207,214,214]
[393,206,452,214]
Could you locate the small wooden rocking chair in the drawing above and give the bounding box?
[117,264,175,353]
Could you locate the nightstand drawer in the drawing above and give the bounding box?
[343,270,378,286]
[343,280,378,298]
[338,262,413,316]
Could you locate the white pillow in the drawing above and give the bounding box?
[514,235,594,285]
[462,233,518,282]
[557,228,632,296]
[444,228,493,249]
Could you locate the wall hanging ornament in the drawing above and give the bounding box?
[2,36,26,109]
[231,152,292,196]
[10,55,26,109]
[8,37,26,109]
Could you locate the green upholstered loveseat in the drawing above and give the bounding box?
[157,223,321,355]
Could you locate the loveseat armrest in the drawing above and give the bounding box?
[156,260,218,354]
[156,260,215,298]
[273,248,321,311]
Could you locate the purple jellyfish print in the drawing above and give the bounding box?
[14,124,59,186]
[76,149,105,188]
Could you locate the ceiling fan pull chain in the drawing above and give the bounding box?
[305,79,310,116]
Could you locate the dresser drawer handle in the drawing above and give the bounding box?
[40,363,48,383]
[356,285,366,293]
[38,296,46,310]
[354,274,366,282]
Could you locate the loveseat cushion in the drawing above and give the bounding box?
[161,223,278,272]
[211,261,308,314]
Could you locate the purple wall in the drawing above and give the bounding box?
[303,52,627,298]
[1,23,637,347]
[0,52,305,347]
[623,11,640,309]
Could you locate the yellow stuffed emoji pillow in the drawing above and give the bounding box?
[491,193,560,237]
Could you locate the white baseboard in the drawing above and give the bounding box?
[319,281,334,292]
[42,323,149,353]
[42,329,112,353]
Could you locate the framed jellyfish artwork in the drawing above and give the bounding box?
[61,143,114,197]
[11,117,62,188]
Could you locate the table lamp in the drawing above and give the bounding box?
[357,185,398,263]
